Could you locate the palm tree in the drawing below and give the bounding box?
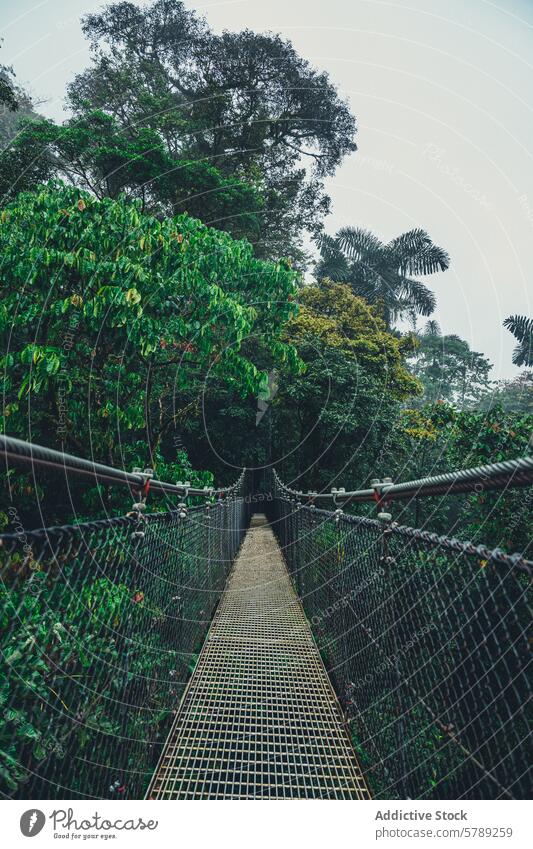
[316,227,450,327]
[423,319,442,337]
[503,315,533,366]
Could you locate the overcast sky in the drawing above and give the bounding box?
[1,0,532,378]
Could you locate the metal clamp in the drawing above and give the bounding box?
[176,480,191,499]
[332,486,347,507]
[372,477,394,509]
[129,467,153,540]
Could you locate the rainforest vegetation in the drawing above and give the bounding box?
[0,0,531,543]
[0,0,531,798]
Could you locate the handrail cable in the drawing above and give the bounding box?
[0,433,243,498]
[2,434,531,503]
[273,455,533,504]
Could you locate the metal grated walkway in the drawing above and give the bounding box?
[147,515,370,799]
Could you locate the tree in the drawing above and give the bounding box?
[480,370,533,415]
[0,112,264,239]
[395,402,532,552]
[408,322,493,408]
[0,41,18,114]
[504,315,533,366]
[66,0,357,261]
[316,227,449,326]
[0,42,42,150]
[0,183,299,523]
[270,279,421,489]
[0,49,44,203]
[0,68,17,114]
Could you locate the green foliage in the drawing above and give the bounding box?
[0,182,298,522]
[288,516,466,799]
[183,279,424,487]
[408,321,493,408]
[291,280,422,394]
[0,41,19,114]
[391,402,533,552]
[480,370,533,414]
[0,46,42,193]
[0,68,18,113]
[0,549,180,794]
[503,315,533,367]
[66,0,357,261]
[0,112,264,240]
[270,279,421,489]
[0,9,529,803]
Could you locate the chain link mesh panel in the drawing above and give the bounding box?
[269,476,532,800]
[0,485,250,799]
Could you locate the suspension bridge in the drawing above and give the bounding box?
[0,434,531,800]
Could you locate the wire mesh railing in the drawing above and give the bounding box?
[268,472,532,800]
[0,471,250,799]
[1,432,531,801]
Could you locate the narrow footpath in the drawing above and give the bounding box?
[147,515,370,799]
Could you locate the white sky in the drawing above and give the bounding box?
[1,0,532,378]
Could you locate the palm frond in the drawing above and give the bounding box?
[424,319,441,337]
[388,228,431,256]
[407,244,450,276]
[397,277,436,317]
[503,314,533,340]
[504,315,533,366]
[335,226,384,262]
[316,232,340,259]
[388,229,450,276]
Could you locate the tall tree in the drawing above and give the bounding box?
[0,42,41,149]
[0,69,17,114]
[270,279,421,489]
[316,227,449,326]
[66,0,357,261]
[0,41,18,114]
[0,112,264,239]
[479,371,533,414]
[0,46,44,201]
[503,315,533,367]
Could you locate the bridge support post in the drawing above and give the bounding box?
[377,488,407,800]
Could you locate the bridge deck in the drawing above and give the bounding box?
[147,515,370,799]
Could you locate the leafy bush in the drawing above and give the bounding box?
[0,182,299,523]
